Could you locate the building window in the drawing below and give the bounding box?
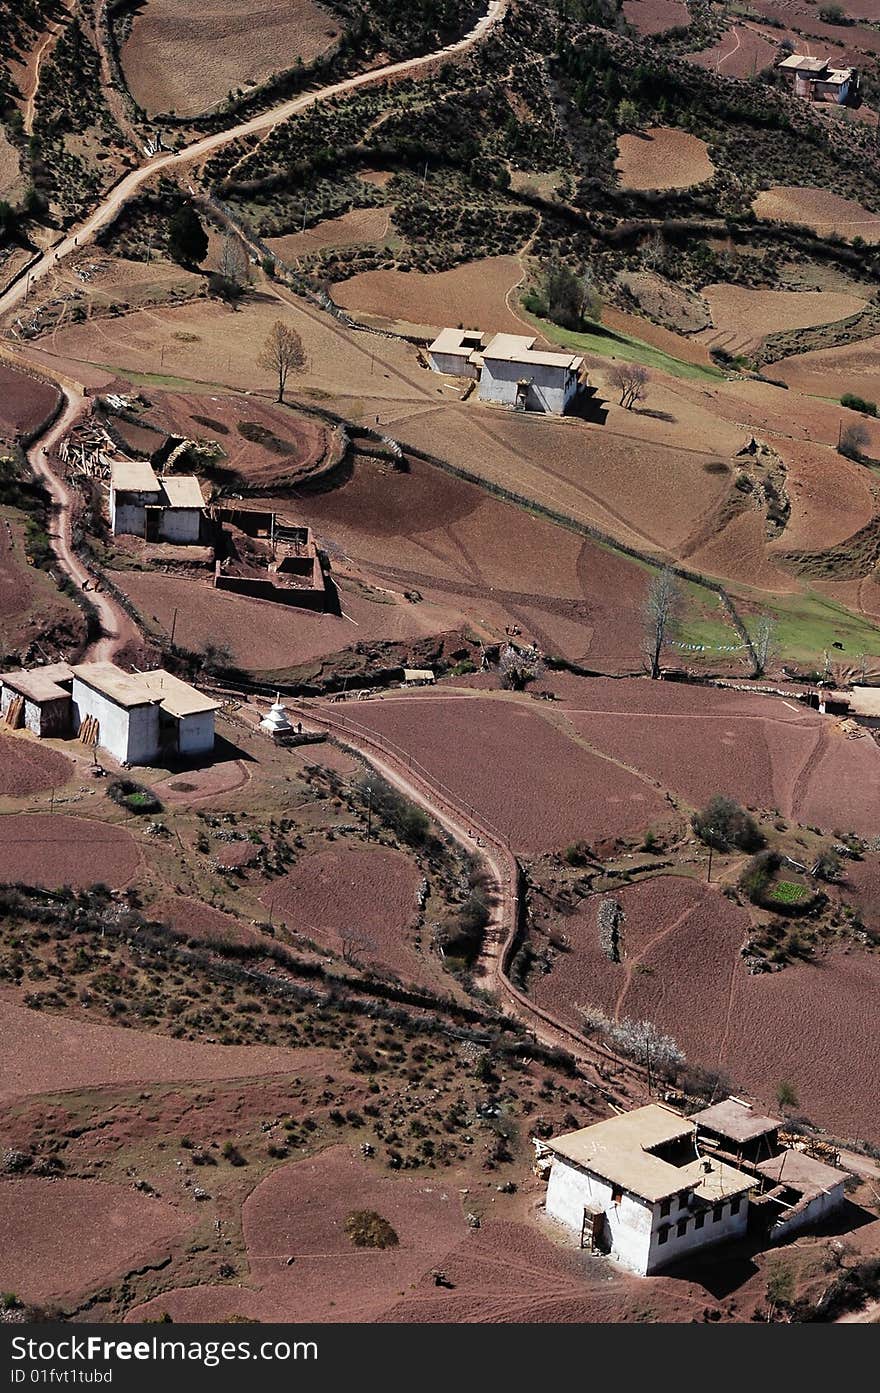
[730,1196,741,1216]
[713,1203,724,1223]
[678,1193,689,1210]
[611,1187,622,1205]
[694,1211,705,1230]
[677,1218,688,1237]
[658,1225,669,1245]
[660,1198,671,1218]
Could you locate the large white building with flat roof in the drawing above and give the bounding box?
[70,663,218,765]
[539,1104,757,1274]
[427,329,584,414]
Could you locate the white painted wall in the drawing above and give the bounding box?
[177,710,215,756]
[158,508,201,544]
[429,351,480,379]
[769,1182,845,1242]
[546,1157,750,1275]
[546,1159,653,1274]
[110,488,157,537]
[478,359,579,414]
[71,678,159,765]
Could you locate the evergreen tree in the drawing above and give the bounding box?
[168,203,208,266]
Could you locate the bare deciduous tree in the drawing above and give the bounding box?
[642,567,681,680]
[218,232,250,288]
[341,930,376,966]
[609,362,649,410]
[751,613,778,678]
[258,319,306,402]
[839,420,869,460]
[640,231,666,272]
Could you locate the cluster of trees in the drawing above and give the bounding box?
[692,795,764,853]
[522,258,601,331]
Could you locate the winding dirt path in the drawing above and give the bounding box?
[0,0,507,322]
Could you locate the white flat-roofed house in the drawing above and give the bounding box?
[777,53,856,103]
[70,662,218,765]
[427,328,484,379]
[478,333,583,414]
[427,329,584,414]
[109,461,204,543]
[541,1104,757,1275]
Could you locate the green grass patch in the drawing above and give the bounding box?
[739,587,880,668]
[520,309,724,384]
[768,880,810,905]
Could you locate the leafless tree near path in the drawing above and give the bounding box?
[642,566,681,679]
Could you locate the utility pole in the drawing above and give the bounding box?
[170,606,178,645]
[366,781,373,840]
[707,839,714,883]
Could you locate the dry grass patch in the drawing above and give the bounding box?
[753,187,880,245]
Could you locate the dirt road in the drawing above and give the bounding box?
[0,0,507,323]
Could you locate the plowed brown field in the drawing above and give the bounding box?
[0,814,140,888]
[0,733,74,796]
[532,875,880,1140]
[687,25,778,76]
[319,694,670,853]
[265,842,429,984]
[773,333,880,398]
[268,207,394,261]
[699,284,867,357]
[121,0,341,117]
[622,0,690,34]
[332,255,532,334]
[0,1178,190,1303]
[615,128,714,190]
[753,187,880,245]
[0,362,59,437]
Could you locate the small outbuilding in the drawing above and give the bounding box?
[109,460,204,543]
[693,1097,781,1165]
[754,1149,847,1241]
[1,662,75,737]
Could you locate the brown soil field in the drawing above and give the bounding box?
[685,510,798,593]
[130,1143,468,1321]
[268,207,395,262]
[601,305,717,368]
[332,255,533,335]
[108,568,458,675]
[768,437,875,551]
[0,1178,190,1303]
[294,454,651,670]
[531,876,880,1141]
[0,362,59,437]
[701,376,880,454]
[121,0,341,117]
[0,733,74,796]
[265,842,427,983]
[622,0,690,35]
[751,0,880,54]
[128,1147,676,1324]
[0,992,336,1102]
[773,332,880,398]
[154,894,268,948]
[614,128,715,191]
[552,674,880,835]
[125,389,334,490]
[319,694,670,853]
[384,400,740,556]
[616,271,710,333]
[698,284,867,358]
[687,25,779,76]
[0,814,140,889]
[753,187,880,245]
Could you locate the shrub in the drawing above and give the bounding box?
[840,393,877,417]
[344,1211,399,1249]
[221,1142,247,1166]
[107,780,163,815]
[693,796,763,852]
[739,849,780,904]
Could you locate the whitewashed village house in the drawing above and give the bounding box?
[539,1105,757,1275]
[109,460,205,543]
[538,1098,848,1275]
[1,660,217,766]
[428,329,584,414]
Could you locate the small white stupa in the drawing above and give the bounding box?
[260,693,293,740]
